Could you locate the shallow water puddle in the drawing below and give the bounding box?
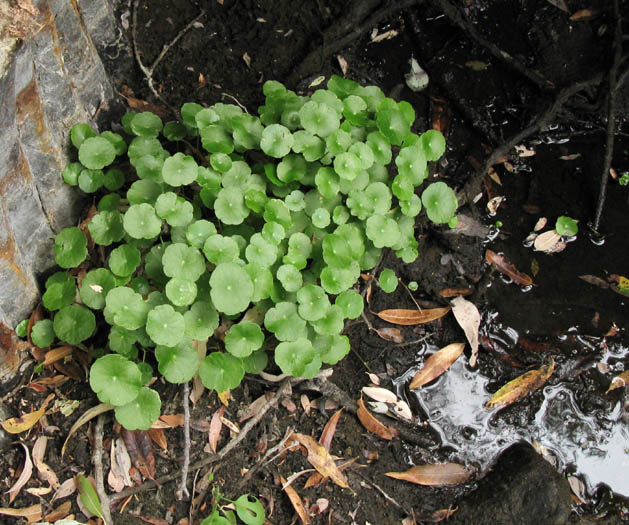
[399,327,629,499]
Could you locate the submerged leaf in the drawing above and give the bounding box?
[485,250,533,286]
[386,463,471,486]
[606,370,629,393]
[375,307,450,325]
[409,343,465,389]
[486,359,555,409]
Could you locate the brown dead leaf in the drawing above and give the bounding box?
[121,429,156,480]
[319,409,343,451]
[32,436,60,489]
[124,96,171,118]
[1,393,54,434]
[533,230,561,252]
[356,397,399,440]
[579,274,609,289]
[409,343,465,389]
[159,414,185,428]
[52,477,77,502]
[148,428,168,451]
[486,359,555,409]
[7,443,33,503]
[386,463,471,486]
[0,322,29,378]
[290,433,349,488]
[0,504,42,522]
[430,96,450,136]
[451,296,480,366]
[219,414,240,434]
[62,403,113,456]
[43,500,71,522]
[606,370,629,393]
[280,475,310,524]
[240,393,274,421]
[209,406,225,453]
[42,346,73,367]
[439,287,473,298]
[376,307,450,326]
[375,327,404,343]
[485,250,533,286]
[570,8,597,20]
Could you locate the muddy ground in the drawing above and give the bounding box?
[2,0,629,523]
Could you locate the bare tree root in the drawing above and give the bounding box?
[287,0,421,86]
[592,0,627,233]
[94,414,113,525]
[131,0,204,114]
[176,381,191,500]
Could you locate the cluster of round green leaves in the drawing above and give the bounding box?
[34,75,457,431]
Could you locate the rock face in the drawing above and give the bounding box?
[0,0,118,329]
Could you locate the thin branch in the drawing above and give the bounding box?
[94,414,113,525]
[176,381,191,500]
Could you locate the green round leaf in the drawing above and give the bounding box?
[260,124,293,158]
[264,301,307,341]
[61,162,82,186]
[136,154,164,182]
[162,243,206,281]
[31,319,55,348]
[320,262,360,295]
[296,284,330,322]
[334,152,362,181]
[78,136,116,170]
[186,220,217,248]
[42,275,76,311]
[123,203,162,239]
[245,233,277,267]
[89,211,124,246]
[244,263,274,302]
[54,227,87,268]
[421,182,458,224]
[215,187,250,225]
[275,338,316,377]
[90,354,143,406]
[234,494,266,525]
[242,349,268,374]
[400,194,422,217]
[379,268,398,293]
[105,287,149,330]
[299,100,340,138]
[163,121,187,141]
[311,304,345,335]
[395,146,427,185]
[365,214,401,248]
[225,321,264,358]
[335,289,363,319]
[276,264,303,293]
[209,263,253,315]
[114,387,161,430]
[156,340,199,383]
[366,131,392,165]
[313,334,350,365]
[108,325,137,357]
[201,124,234,154]
[108,244,141,277]
[155,192,194,227]
[77,169,104,193]
[199,352,245,392]
[165,278,197,306]
[71,123,97,149]
[130,112,163,137]
[104,168,125,191]
[311,208,331,229]
[15,319,28,338]
[146,304,185,347]
[203,234,240,265]
[555,216,578,236]
[420,129,446,161]
[162,152,198,186]
[184,301,219,340]
[53,305,95,345]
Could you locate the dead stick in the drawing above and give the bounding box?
[176,381,191,500]
[592,0,624,232]
[94,414,113,525]
[111,379,292,502]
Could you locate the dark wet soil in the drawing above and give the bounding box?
[2,0,629,523]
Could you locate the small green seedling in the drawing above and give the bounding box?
[29,75,457,430]
[555,216,578,237]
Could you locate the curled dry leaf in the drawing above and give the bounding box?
[122,429,156,480]
[52,477,77,502]
[579,274,609,289]
[62,403,113,456]
[409,343,465,389]
[1,393,54,434]
[42,346,72,367]
[280,475,310,525]
[533,230,561,252]
[362,386,398,404]
[290,433,349,488]
[392,399,413,421]
[319,409,343,451]
[114,437,133,487]
[356,397,399,440]
[486,358,555,409]
[158,413,185,427]
[386,463,471,486]
[7,443,33,503]
[209,406,225,453]
[485,250,533,286]
[148,428,168,451]
[439,287,473,298]
[533,217,547,232]
[375,327,404,343]
[376,307,450,326]
[43,500,71,522]
[451,296,480,367]
[486,195,505,214]
[606,370,629,393]
[0,504,42,522]
[570,8,597,20]
[240,393,274,421]
[32,436,60,489]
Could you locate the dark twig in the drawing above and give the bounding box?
[592,0,625,233]
[430,0,555,92]
[176,381,191,500]
[94,414,113,525]
[112,379,292,502]
[462,73,603,204]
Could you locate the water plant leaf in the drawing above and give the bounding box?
[210,263,254,315]
[54,227,87,269]
[215,187,250,225]
[155,192,194,227]
[76,474,104,520]
[409,343,465,389]
[199,352,245,392]
[376,307,451,325]
[311,304,345,336]
[146,304,185,347]
[70,123,97,148]
[356,397,399,440]
[186,219,217,248]
[42,276,76,311]
[486,358,555,409]
[290,432,349,488]
[485,249,533,286]
[78,168,105,193]
[203,234,240,265]
[260,123,293,158]
[130,112,163,137]
[89,354,142,406]
[386,463,471,486]
[123,203,162,239]
[225,321,264,358]
[365,214,401,248]
[395,146,427,185]
[233,494,266,525]
[421,182,458,224]
[78,136,116,170]
[334,151,362,181]
[53,305,95,345]
[451,296,480,366]
[114,387,161,430]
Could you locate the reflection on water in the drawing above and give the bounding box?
[402,336,629,499]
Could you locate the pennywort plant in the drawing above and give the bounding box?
[29,75,457,430]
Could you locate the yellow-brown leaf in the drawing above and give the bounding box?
[409,343,465,389]
[386,463,471,486]
[291,433,349,488]
[280,476,310,524]
[0,504,42,522]
[485,250,533,286]
[1,408,45,434]
[319,409,343,451]
[376,307,450,326]
[356,398,399,440]
[43,346,73,367]
[486,359,555,409]
[606,370,629,393]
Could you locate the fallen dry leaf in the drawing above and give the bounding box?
[606,370,629,393]
[1,393,54,434]
[356,397,399,440]
[362,386,398,404]
[52,477,77,502]
[32,436,60,489]
[42,346,73,367]
[409,343,465,389]
[386,463,471,486]
[209,406,225,453]
[280,475,310,524]
[533,230,561,252]
[392,399,413,421]
[62,403,113,456]
[158,413,185,427]
[439,287,473,298]
[486,358,555,409]
[579,274,609,289]
[486,195,505,214]
[376,307,450,326]
[114,438,133,487]
[290,433,349,488]
[319,409,343,451]
[570,8,597,20]
[7,443,33,503]
[148,428,168,451]
[43,500,71,522]
[375,327,404,343]
[485,250,533,286]
[451,296,480,366]
[240,393,274,422]
[0,504,42,522]
[533,217,547,232]
[122,429,156,480]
